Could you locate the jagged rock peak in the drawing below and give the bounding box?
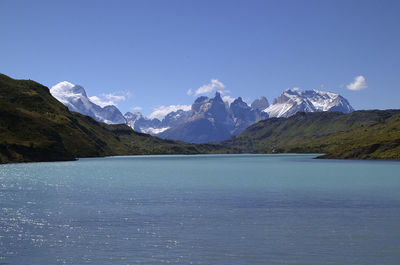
[213,91,223,101]
[251,96,269,111]
[231,97,249,108]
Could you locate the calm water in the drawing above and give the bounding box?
[1,154,400,265]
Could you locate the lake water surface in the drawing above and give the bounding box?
[1,154,400,264]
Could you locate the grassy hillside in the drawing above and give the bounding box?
[222,110,400,159]
[0,74,209,163]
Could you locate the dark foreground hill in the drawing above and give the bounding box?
[221,110,400,159]
[0,74,212,163]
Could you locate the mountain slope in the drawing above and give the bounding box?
[0,74,208,163]
[50,81,126,124]
[222,110,400,159]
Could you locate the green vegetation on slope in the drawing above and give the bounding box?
[221,110,400,159]
[0,74,210,163]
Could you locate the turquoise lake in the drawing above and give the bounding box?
[1,154,400,264]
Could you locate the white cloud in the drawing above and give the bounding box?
[347,75,367,91]
[219,89,231,95]
[149,105,191,120]
[132,106,143,111]
[104,93,126,102]
[89,91,130,107]
[89,96,115,107]
[187,89,193,96]
[194,79,228,96]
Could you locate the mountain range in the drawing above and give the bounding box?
[1,74,399,163]
[126,93,269,143]
[51,81,354,143]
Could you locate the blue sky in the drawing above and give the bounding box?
[1,0,399,116]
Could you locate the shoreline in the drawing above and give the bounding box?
[2,152,400,165]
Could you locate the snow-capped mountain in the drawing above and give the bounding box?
[126,92,269,143]
[159,92,236,143]
[264,89,354,118]
[124,112,165,134]
[50,81,126,124]
[154,89,352,143]
[124,109,192,135]
[51,81,354,143]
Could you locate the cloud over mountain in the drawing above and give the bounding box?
[192,79,228,96]
[89,92,130,107]
[149,104,192,120]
